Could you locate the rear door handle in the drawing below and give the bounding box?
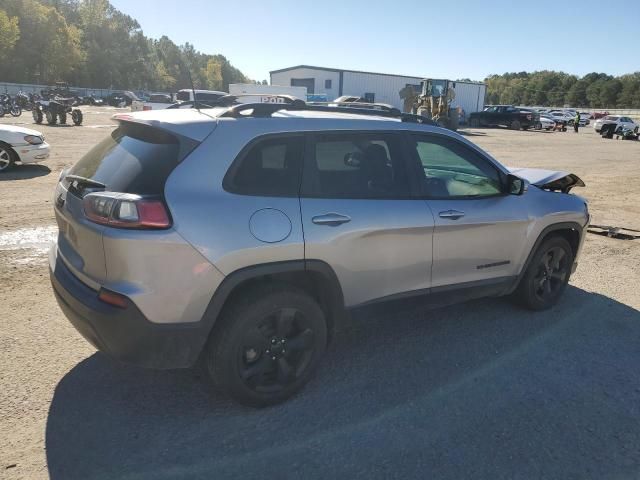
[312,213,351,226]
[439,210,465,220]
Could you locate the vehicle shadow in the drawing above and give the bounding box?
[457,129,487,136]
[46,287,640,479]
[0,164,51,181]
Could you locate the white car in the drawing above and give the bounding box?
[0,124,50,172]
[538,115,556,130]
[549,111,574,124]
[593,115,637,133]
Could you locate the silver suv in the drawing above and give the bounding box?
[50,100,589,407]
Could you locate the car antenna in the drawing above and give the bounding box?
[185,66,199,112]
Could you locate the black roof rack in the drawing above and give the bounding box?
[217,98,438,126]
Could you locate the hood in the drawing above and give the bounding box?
[508,167,585,193]
[0,124,44,137]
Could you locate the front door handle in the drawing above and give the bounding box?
[312,213,351,226]
[439,210,465,220]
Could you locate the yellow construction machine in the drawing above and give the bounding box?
[414,79,458,131]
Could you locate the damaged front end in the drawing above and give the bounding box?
[508,167,585,193]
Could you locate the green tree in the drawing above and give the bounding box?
[0,9,20,61]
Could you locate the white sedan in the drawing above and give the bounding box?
[0,124,50,172]
[593,115,637,133]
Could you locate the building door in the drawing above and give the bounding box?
[291,78,315,94]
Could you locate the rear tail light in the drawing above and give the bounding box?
[143,105,152,111]
[83,192,171,229]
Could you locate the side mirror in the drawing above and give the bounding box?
[507,174,527,195]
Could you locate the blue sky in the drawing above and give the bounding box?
[110,0,638,81]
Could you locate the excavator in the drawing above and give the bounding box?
[413,79,458,131]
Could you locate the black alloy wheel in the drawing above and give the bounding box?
[532,246,570,303]
[238,307,316,394]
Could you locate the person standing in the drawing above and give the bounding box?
[574,111,580,132]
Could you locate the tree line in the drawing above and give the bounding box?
[0,0,251,92]
[483,71,640,109]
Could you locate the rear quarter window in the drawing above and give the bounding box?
[67,123,192,197]
[223,136,304,197]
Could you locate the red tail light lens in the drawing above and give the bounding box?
[143,105,152,111]
[83,192,171,229]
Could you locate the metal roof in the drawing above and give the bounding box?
[269,65,486,85]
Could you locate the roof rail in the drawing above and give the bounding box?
[307,101,401,115]
[218,100,438,126]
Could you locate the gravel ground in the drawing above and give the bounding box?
[1,108,639,479]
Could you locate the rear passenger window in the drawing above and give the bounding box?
[224,136,304,196]
[302,133,411,199]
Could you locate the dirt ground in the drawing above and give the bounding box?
[1,107,639,479]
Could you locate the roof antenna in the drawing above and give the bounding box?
[185,65,199,112]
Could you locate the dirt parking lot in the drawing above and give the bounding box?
[1,107,639,479]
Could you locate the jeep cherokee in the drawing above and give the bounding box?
[50,101,589,407]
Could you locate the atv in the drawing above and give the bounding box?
[32,96,83,126]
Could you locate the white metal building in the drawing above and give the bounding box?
[269,65,487,114]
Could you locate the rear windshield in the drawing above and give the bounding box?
[67,123,181,196]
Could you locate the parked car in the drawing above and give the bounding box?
[0,124,50,172]
[579,112,593,120]
[469,105,540,130]
[106,91,139,107]
[50,101,588,407]
[538,115,556,130]
[548,111,575,125]
[593,115,637,133]
[592,111,609,120]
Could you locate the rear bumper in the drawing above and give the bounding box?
[50,256,211,369]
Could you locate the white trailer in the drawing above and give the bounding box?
[228,83,307,102]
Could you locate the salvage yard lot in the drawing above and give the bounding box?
[1,107,639,479]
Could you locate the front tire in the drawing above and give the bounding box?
[71,109,83,126]
[510,120,521,130]
[0,144,16,172]
[32,109,43,124]
[206,284,327,407]
[10,106,21,117]
[45,110,57,125]
[515,236,574,310]
[59,112,67,124]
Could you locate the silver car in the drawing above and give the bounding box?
[50,101,589,407]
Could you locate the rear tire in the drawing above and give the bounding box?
[515,236,574,311]
[59,112,67,124]
[0,144,16,172]
[206,284,327,407]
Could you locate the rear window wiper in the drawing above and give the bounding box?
[64,174,107,189]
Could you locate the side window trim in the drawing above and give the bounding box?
[407,132,508,200]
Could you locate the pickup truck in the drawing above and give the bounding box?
[469,105,539,130]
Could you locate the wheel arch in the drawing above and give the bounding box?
[200,260,347,345]
[509,221,583,294]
